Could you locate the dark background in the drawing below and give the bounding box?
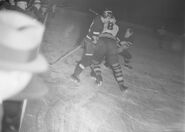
[58,0,184,35]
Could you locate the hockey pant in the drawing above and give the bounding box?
[92,37,125,85]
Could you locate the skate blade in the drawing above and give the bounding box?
[70,76,80,84]
[96,81,102,87]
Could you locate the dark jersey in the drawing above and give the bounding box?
[86,15,104,40]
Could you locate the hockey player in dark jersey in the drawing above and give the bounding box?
[71,9,112,84]
[91,15,128,92]
[118,27,134,69]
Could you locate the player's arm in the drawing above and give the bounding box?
[87,16,103,43]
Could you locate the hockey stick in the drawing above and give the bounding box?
[43,12,49,24]
[88,8,99,16]
[49,45,81,65]
[49,8,99,65]
[19,99,27,131]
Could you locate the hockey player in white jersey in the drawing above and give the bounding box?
[92,15,128,92]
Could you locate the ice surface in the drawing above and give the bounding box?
[20,8,185,132]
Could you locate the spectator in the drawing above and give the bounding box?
[40,1,48,17]
[28,0,44,22]
[0,0,9,10]
[0,10,48,132]
[6,0,36,18]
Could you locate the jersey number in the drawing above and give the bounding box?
[107,22,113,30]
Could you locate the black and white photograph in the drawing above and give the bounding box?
[0,0,184,131]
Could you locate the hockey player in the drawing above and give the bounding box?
[71,9,113,85]
[9,0,15,6]
[91,15,128,92]
[118,27,134,69]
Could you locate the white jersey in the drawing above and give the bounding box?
[102,16,119,37]
[102,22,119,37]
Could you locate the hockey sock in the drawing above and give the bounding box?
[90,65,96,78]
[93,64,101,76]
[73,63,85,77]
[91,64,103,85]
[111,63,124,85]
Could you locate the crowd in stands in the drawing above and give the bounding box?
[0,0,49,23]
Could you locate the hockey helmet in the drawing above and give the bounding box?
[103,9,113,18]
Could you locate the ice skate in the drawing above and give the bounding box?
[95,74,103,86]
[119,84,128,92]
[70,74,80,83]
[124,63,133,69]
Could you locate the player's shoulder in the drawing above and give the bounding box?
[93,15,102,23]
